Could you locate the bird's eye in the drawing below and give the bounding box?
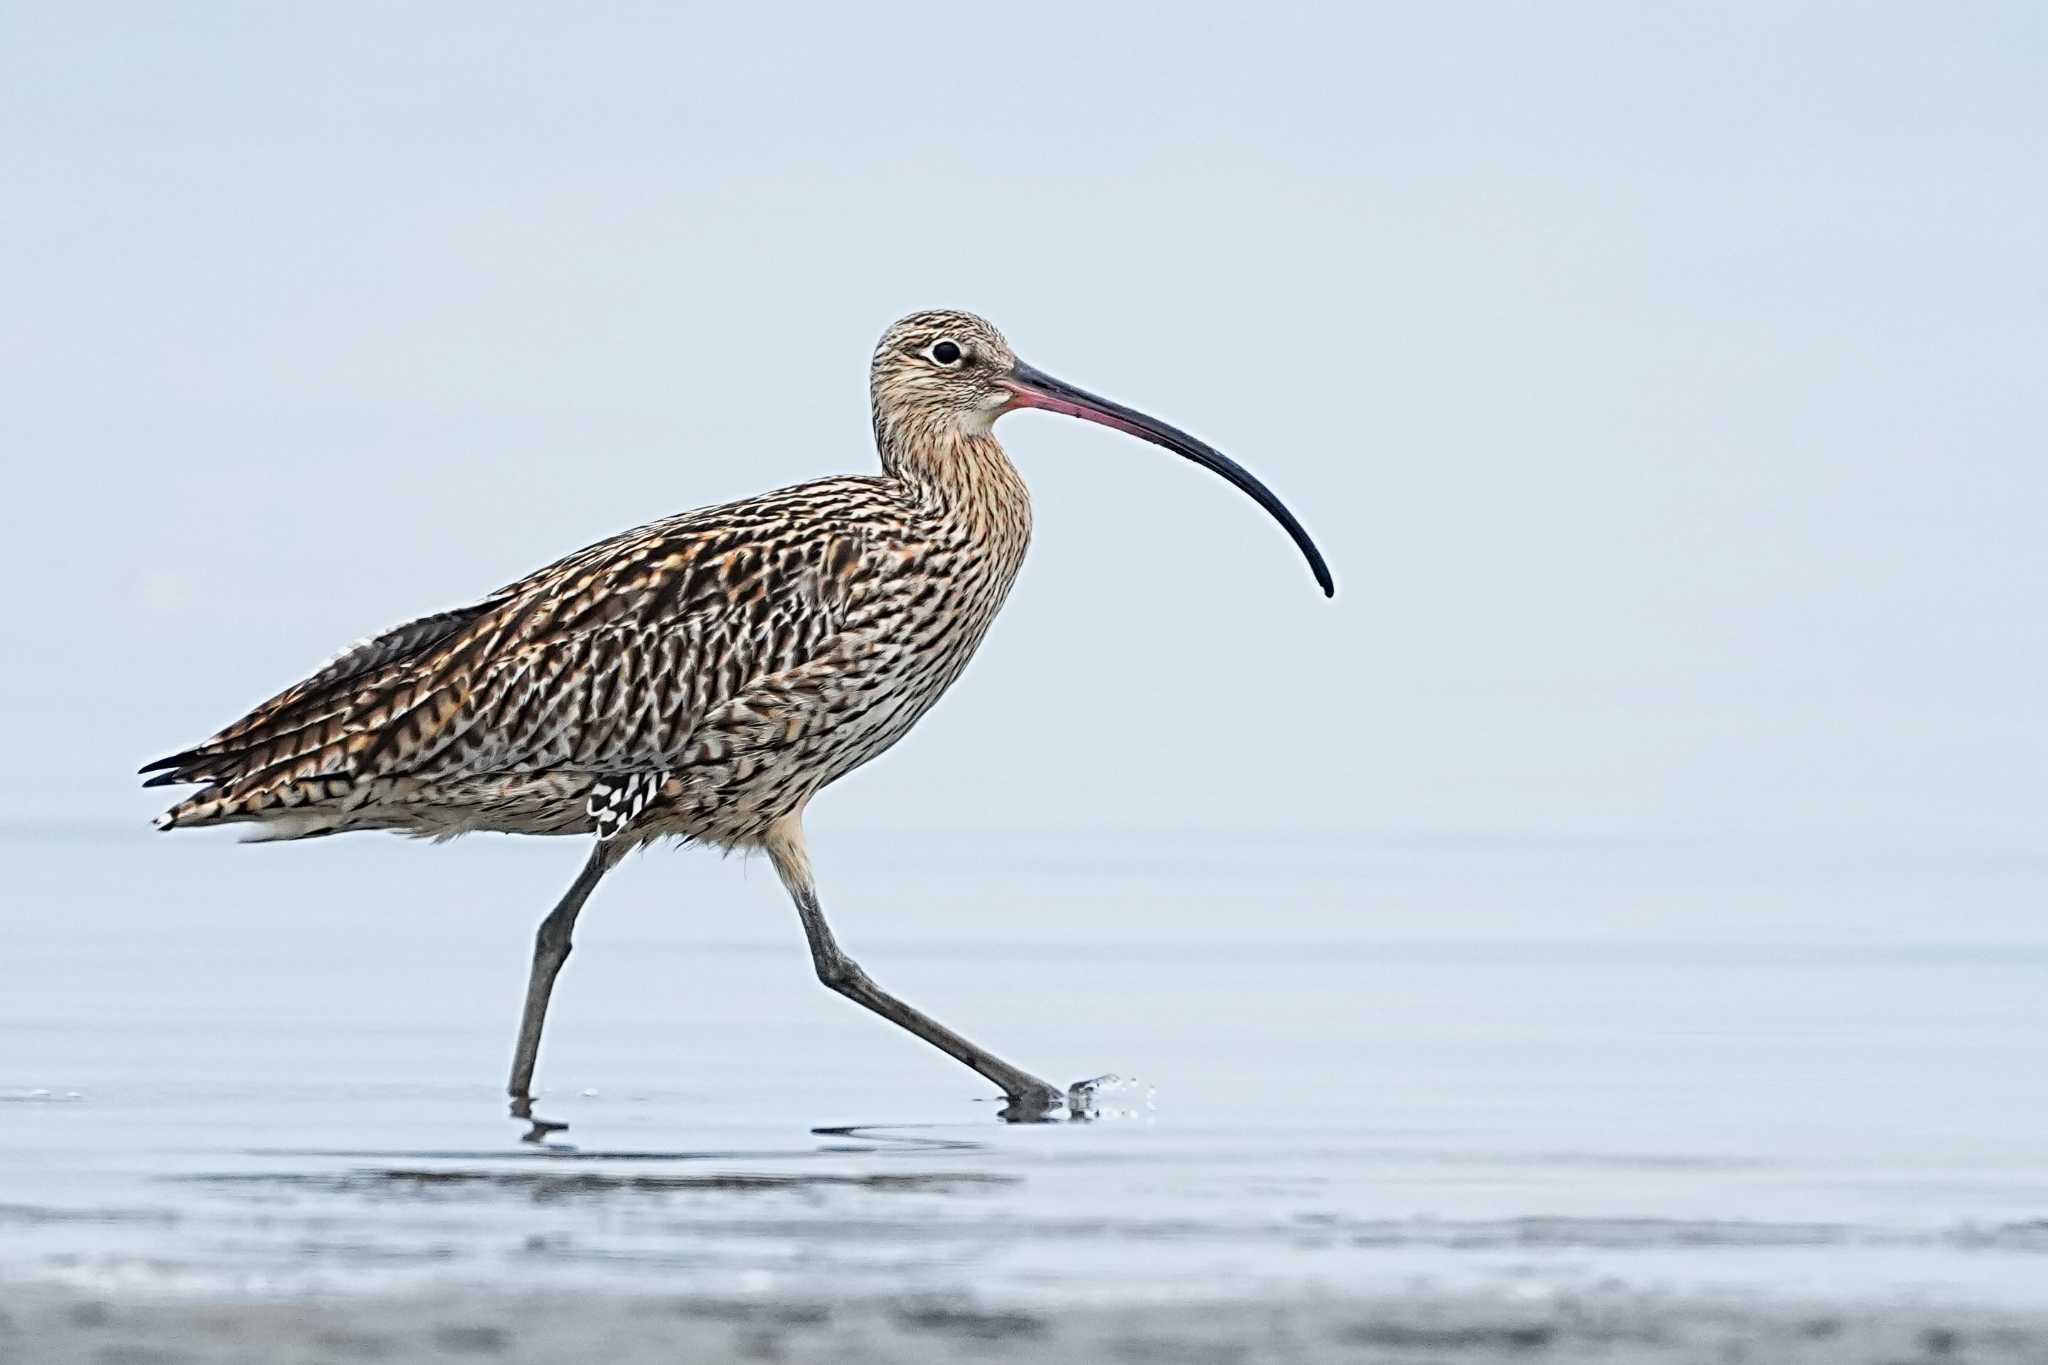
[929,340,963,366]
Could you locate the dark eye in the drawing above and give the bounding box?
[930,340,963,366]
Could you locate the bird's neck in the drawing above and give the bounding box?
[880,425,1033,551]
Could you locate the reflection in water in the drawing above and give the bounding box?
[811,1124,988,1155]
[509,1072,1142,1143]
[183,1168,1019,1196]
[245,1123,1000,1165]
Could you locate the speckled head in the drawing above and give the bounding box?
[870,309,1336,598]
[870,309,1019,441]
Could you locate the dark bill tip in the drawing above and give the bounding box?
[1006,360,1334,597]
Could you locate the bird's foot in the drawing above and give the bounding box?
[994,1074,1136,1123]
[1065,1074,1152,1121]
[508,1092,570,1145]
[996,1082,1066,1124]
[1063,1073,1119,1121]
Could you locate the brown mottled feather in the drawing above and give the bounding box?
[146,311,1038,849]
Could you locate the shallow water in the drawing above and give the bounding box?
[4,826,2046,1308]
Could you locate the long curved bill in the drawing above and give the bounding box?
[1004,360,1335,597]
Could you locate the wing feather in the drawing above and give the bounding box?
[146,477,906,816]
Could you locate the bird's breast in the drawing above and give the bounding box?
[657,497,1030,846]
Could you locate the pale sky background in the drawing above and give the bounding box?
[3,4,2042,846]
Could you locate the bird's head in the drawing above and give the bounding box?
[869,309,1020,440]
[870,308,1334,598]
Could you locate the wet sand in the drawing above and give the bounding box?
[11,1284,2048,1364]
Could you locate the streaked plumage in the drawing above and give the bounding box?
[145,321,1033,851]
[143,309,1330,1123]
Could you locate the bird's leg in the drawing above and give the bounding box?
[763,816,1065,1121]
[507,840,621,1136]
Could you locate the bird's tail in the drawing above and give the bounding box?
[150,772,360,839]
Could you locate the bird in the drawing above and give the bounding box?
[141,309,1333,1128]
